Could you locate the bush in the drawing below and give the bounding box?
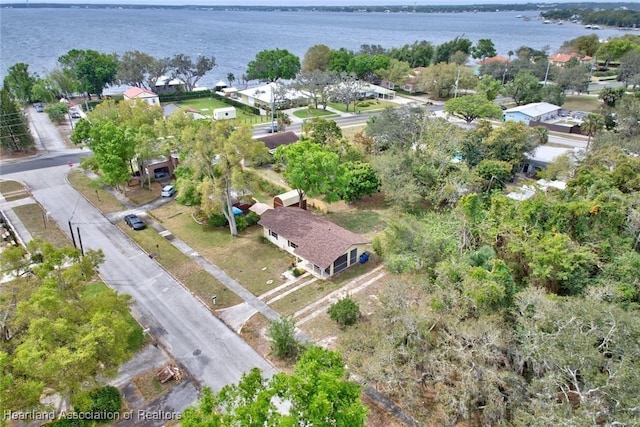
[258,235,269,244]
[267,317,298,359]
[86,386,122,419]
[245,211,260,226]
[327,296,361,327]
[208,213,228,228]
[49,386,122,426]
[292,267,304,277]
[235,215,248,232]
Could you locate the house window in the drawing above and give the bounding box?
[269,230,278,239]
[288,241,298,249]
[350,248,357,265]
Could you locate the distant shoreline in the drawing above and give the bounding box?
[2,2,639,14]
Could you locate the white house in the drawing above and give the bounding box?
[258,208,370,279]
[504,102,561,125]
[123,87,160,106]
[238,83,311,110]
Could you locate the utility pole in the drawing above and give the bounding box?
[543,60,551,87]
[270,83,276,131]
[68,220,77,249]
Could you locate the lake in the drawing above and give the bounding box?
[0,7,624,88]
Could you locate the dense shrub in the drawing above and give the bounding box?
[292,267,304,277]
[235,215,248,232]
[86,386,122,418]
[267,317,298,359]
[328,296,361,327]
[245,211,260,226]
[208,213,228,228]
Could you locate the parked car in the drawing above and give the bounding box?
[71,111,81,119]
[266,123,279,133]
[154,170,170,180]
[161,185,176,197]
[124,214,146,230]
[34,103,44,112]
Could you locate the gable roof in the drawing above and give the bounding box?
[123,87,158,99]
[504,102,560,117]
[257,131,299,152]
[477,55,510,65]
[549,53,592,64]
[258,208,369,270]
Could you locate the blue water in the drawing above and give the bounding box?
[0,7,624,88]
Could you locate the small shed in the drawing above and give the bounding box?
[213,107,236,120]
[274,189,306,210]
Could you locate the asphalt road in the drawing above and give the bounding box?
[1,112,277,418]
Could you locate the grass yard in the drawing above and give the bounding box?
[329,99,397,113]
[119,222,242,309]
[292,107,338,119]
[177,98,270,125]
[562,95,602,112]
[126,181,166,206]
[0,180,30,201]
[12,203,71,248]
[67,170,125,213]
[149,203,294,297]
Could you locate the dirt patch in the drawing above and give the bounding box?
[363,394,406,427]
[131,368,181,403]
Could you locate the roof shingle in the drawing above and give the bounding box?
[258,208,369,269]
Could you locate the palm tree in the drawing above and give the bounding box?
[582,113,605,151]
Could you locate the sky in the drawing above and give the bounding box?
[0,0,631,5]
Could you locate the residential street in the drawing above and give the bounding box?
[0,111,277,423]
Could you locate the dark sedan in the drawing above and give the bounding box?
[124,214,146,230]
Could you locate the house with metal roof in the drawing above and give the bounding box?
[504,102,561,125]
[258,208,370,279]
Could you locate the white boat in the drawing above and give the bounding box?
[516,14,522,18]
[543,20,552,24]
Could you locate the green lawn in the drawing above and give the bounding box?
[328,99,396,113]
[149,203,293,297]
[177,98,271,125]
[13,204,72,248]
[292,107,338,119]
[562,95,602,112]
[67,170,125,213]
[0,180,28,201]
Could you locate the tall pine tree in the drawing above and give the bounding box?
[0,86,34,153]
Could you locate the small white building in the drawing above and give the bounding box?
[213,107,237,120]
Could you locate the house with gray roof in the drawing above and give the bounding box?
[258,208,370,279]
[504,102,561,125]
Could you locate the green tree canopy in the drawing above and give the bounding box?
[471,38,497,60]
[246,49,300,82]
[444,94,503,123]
[182,346,367,427]
[274,140,345,206]
[58,49,118,98]
[1,240,141,411]
[3,63,36,104]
